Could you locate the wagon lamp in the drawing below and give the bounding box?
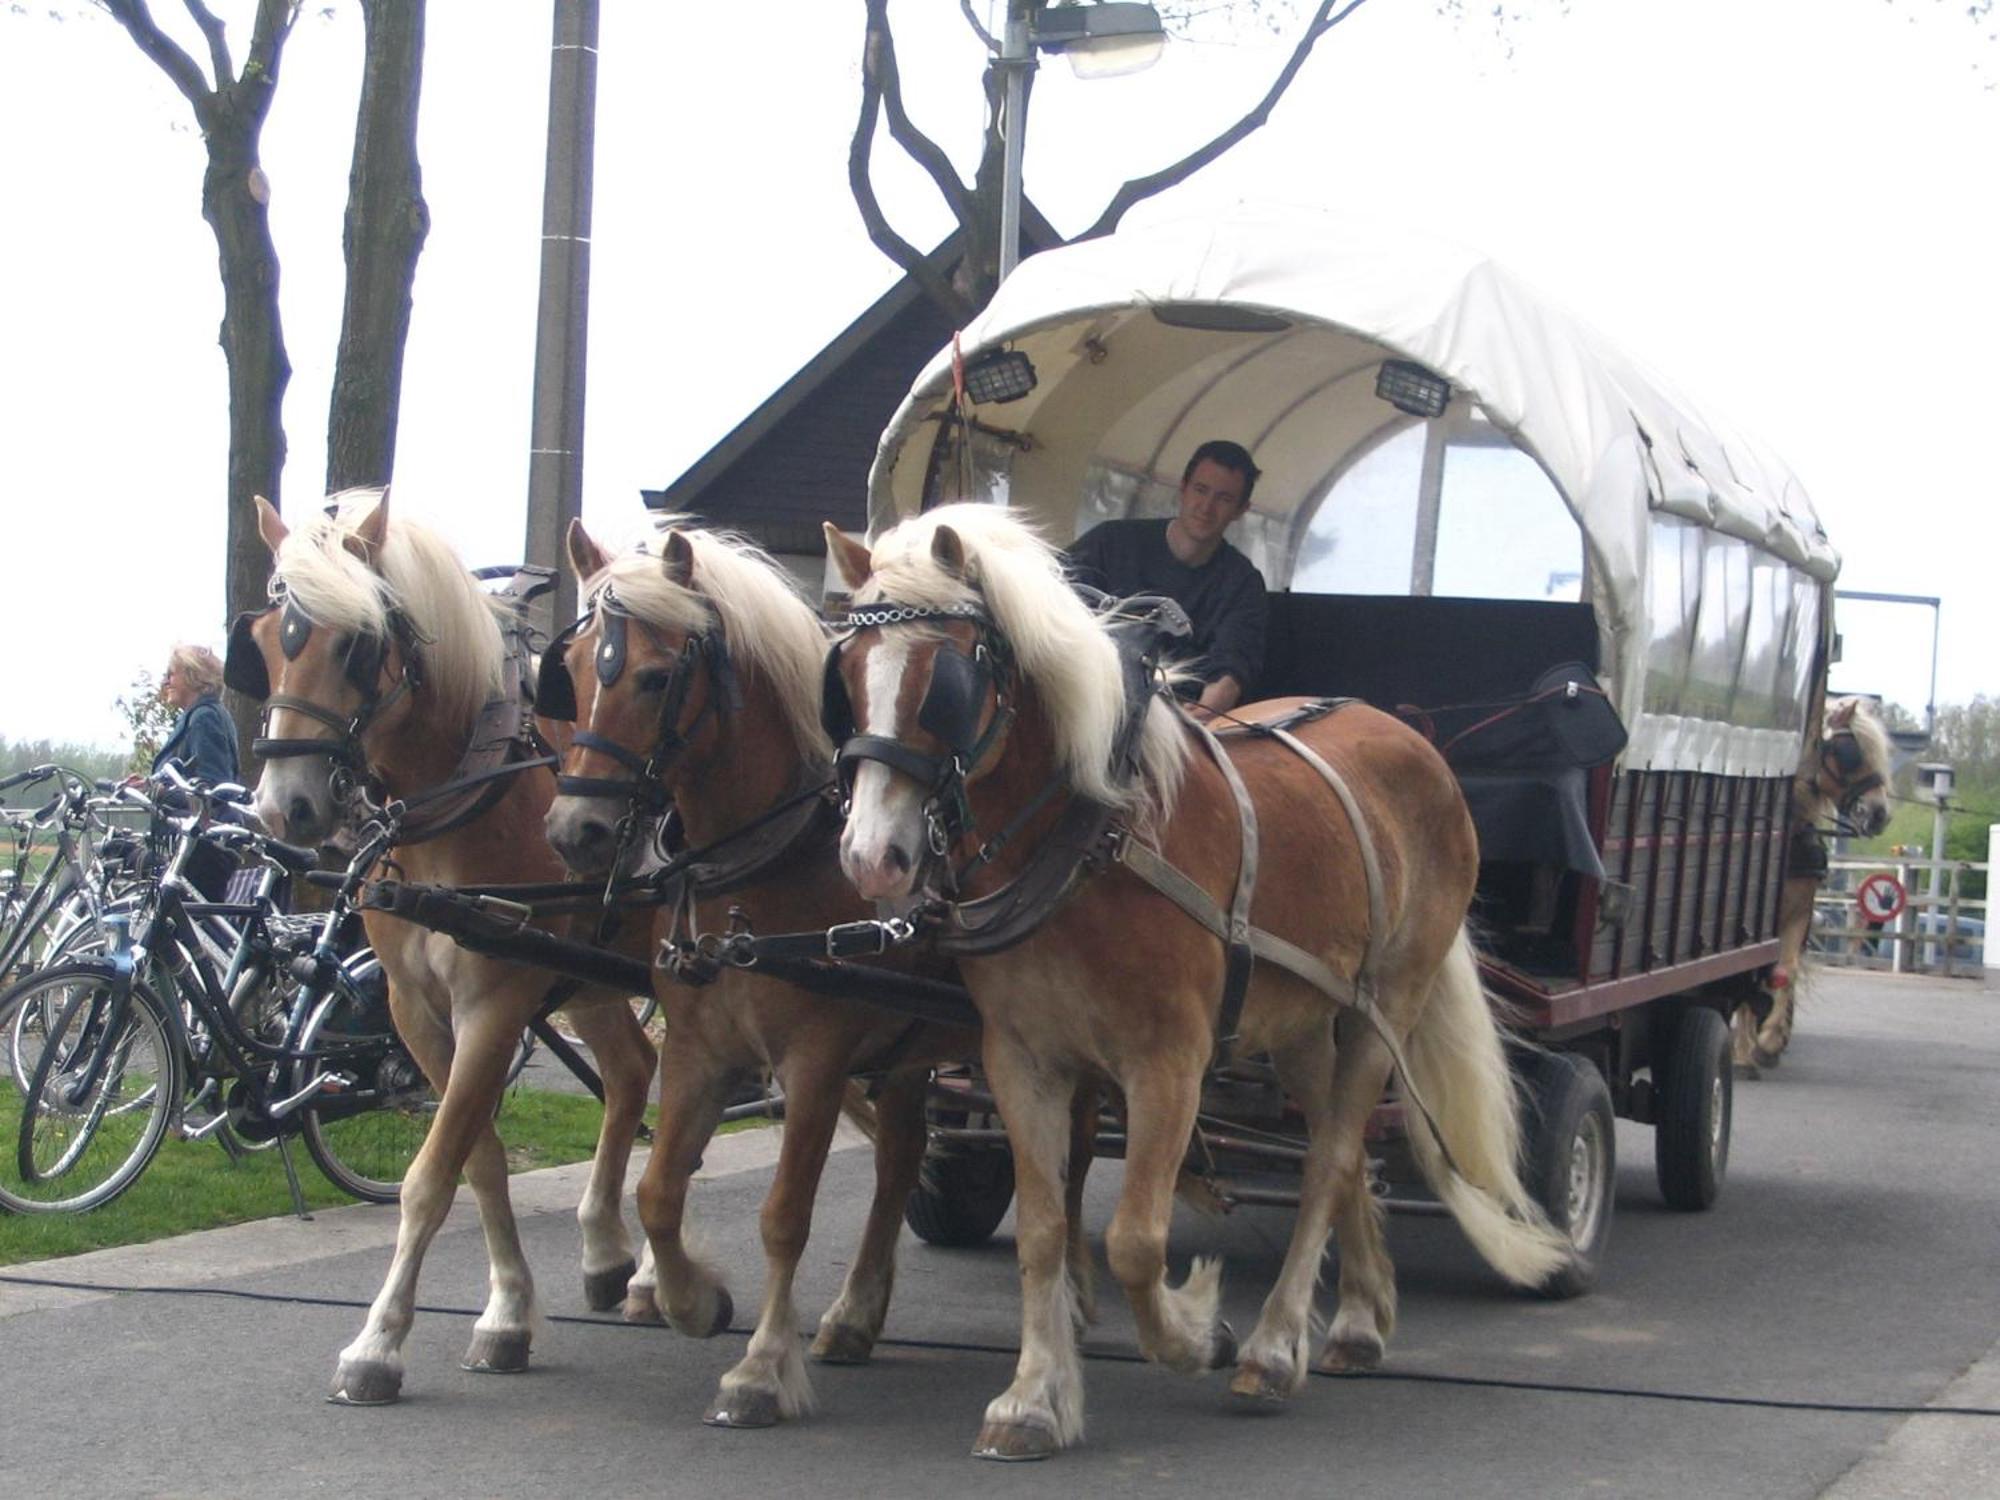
[998,3,1167,282]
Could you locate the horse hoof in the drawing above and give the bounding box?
[327,1360,402,1406]
[1207,1318,1238,1371]
[1320,1332,1384,1374]
[622,1287,665,1326]
[972,1419,1058,1461]
[583,1258,637,1312]
[704,1287,735,1338]
[1227,1360,1292,1407]
[461,1330,532,1374]
[704,1387,782,1429]
[1752,1046,1782,1071]
[810,1322,876,1365]
[1734,1060,1763,1081]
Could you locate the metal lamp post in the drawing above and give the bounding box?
[996,2,1166,283]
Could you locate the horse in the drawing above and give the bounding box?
[823,503,1569,1460]
[1732,695,1894,1073]
[537,517,1009,1428]
[235,490,657,1404]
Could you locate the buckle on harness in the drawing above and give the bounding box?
[825,917,914,960]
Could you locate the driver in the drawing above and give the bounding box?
[1064,439,1269,714]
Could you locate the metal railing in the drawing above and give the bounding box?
[1812,856,1989,977]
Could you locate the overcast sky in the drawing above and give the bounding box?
[1,0,1994,749]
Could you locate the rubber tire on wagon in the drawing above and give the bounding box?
[1517,1049,1616,1299]
[904,1130,1016,1248]
[1653,1005,1732,1212]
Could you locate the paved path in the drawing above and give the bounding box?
[2,969,1995,1498]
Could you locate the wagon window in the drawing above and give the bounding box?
[1684,533,1753,721]
[1431,436,1580,601]
[1735,553,1789,729]
[1643,517,1703,716]
[1291,422,1422,595]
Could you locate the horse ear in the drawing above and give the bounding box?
[254,495,288,554]
[1827,697,1857,730]
[930,524,967,579]
[662,531,695,588]
[344,489,391,565]
[823,523,872,591]
[566,518,610,583]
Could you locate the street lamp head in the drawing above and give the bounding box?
[1032,2,1167,79]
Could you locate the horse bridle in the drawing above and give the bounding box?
[535,585,742,818]
[224,579,426,801]
[1820,728,1885,821]
[822,601,1015,857]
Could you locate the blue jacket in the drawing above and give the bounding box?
[152,693,240,786]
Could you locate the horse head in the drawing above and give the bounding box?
[543,519,824,877]
[1816,696,1893,839]
[236,491,441,845]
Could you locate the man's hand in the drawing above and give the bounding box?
[1196,674,1244,715]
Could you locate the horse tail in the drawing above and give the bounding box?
[1399,925,1571,1287]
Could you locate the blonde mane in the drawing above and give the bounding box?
[856,503,1189,814]
[580,518,834,767]
[270,490,509,733]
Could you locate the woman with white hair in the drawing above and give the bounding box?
[151,643,239,786]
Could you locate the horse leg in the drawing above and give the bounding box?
[1232,1024,1352,1401]
[1108,1053,1235,1378]
[1309,1022,1401,1375]
[560,995,657,1310]
[813,1070,928,1365]
[706,1050,856,1428]
[330,1005,527,1404]
[633,1043,734,1337]
[1064,1082,1100,1327]
[973,1034,1086,1460]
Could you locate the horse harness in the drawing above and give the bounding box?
[829,598,1410,1057]
[1819,727,1885,823]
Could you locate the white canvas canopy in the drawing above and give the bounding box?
[866,208,1838,777]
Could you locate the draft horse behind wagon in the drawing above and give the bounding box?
[233,490,657,1404]
[825,502,1569,1459]
[1733,695,1893,1073]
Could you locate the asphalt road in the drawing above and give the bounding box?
[2,969,1996,1499]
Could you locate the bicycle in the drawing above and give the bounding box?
[0,773,435,1214]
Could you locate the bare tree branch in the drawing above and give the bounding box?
[1075,0,1369,243]
[850,21,973,323]
[179,0,232,88]
[241,0,299,90]
[98,0,215,114]
[866,0,975,226]
[958,0,998,52]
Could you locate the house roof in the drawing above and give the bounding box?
[643,207,1063,556]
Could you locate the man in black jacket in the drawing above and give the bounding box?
[1065,439,1268,714]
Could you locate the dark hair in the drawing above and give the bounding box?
[1182,440,1261,508]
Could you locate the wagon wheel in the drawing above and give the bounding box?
[904,1112,1015,1248]
[1653,1006,1732,1211]
[1517,1049,1616,1299]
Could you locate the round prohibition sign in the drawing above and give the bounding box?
[1855,872,1907,924]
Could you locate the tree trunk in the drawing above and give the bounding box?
[199,93,291,763]
[326,0,430,493]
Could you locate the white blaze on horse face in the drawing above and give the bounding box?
[839,632,930,902]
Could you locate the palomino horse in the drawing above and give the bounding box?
[539,518,997,1427]
[238,491,656,1404]
[1733,695,1894,1073]
[825,503,1568,1459]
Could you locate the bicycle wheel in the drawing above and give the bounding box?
[296,962,437,1203]
[0,963,181,1213]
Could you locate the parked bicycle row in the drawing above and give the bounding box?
[0,762,435,1214]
